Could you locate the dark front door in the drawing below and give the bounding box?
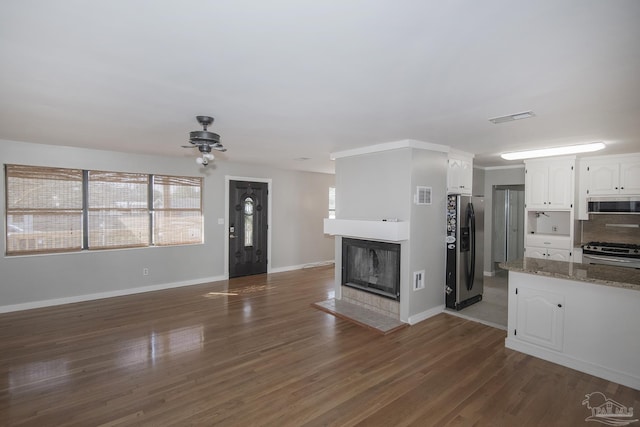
[229,180,268,278]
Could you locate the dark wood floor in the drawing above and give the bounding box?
[1,265,638,426]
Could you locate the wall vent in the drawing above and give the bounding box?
[415,186,432,205]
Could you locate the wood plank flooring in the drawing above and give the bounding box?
[1,265,638,426]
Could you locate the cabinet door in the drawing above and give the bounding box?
[447,159,462,193]
[448,158,472,194]
[619,160,640,195]
[525,247,547,260]
[459,159,472,194]
[587,161,619,195]
[516,286,565,351]
[547,161,574,209]
[547,248,571,262]
[525,165,548,209]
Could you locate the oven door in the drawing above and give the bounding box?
[582,253,640,269]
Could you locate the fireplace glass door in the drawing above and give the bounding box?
[342,238,400,300]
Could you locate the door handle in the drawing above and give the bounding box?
[229,234,236,239]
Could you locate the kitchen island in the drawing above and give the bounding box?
[500,258,640,390]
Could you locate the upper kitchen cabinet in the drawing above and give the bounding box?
[584,155,640,196]
[524,157,575,210]
[447,152,473,195]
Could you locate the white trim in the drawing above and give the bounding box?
[505,338,640,391]
[324,218,410,241]
[225,176,273,278]
[407,304,444,325]
[448,148,475,159]
[0,275,226,314]
[330,139,450,160]
[484,270,495,277]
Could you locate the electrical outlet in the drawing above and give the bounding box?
[143,268,149,276]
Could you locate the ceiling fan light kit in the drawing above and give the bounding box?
[500,142,606,160]
[183,115,227,166]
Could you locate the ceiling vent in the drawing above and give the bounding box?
[489,111,535,124]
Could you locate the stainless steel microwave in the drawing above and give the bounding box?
[587,196,640,214]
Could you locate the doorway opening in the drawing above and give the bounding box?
[492,185,525,270]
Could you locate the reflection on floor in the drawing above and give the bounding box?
[445,268,508,330]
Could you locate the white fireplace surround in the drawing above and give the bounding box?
[323,219,410,242]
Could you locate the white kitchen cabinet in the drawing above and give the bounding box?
[525,158,575,209]
[525,246,571,262]
[506,270,640,390]
[515,285,565,351]
[447,155,472,195]
[525,247,547,260]
[585,156,640,196]
[547,248,572,262]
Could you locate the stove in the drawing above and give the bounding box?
[582,242,640,269]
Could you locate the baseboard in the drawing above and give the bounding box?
[505,337,640,391]
[0,275,226,314]
[407,304,444,325]
[484,270,495,277]
[270,260,334,274]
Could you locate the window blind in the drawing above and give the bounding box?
[5,165,83,255]
[87,171,149,249]
[152,175,203,246]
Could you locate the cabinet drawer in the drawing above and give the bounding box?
[525,234,572,249]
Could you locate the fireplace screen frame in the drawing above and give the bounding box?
[341,238,401,301]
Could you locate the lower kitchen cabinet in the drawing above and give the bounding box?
[515,286,564,351]
[506,270,640,390]
[525,246,571,262]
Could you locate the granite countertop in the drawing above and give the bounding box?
[499,258,640,291]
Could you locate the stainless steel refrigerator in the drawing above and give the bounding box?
[445,194,484,310]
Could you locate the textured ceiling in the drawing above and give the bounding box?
[1,0,639,173]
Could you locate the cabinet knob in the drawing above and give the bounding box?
[557,304,563,308]
[615,187,618,190]
[621,187,624,190]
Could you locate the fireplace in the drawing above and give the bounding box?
[342,238,400,301]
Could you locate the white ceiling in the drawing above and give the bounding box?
[1,0,639,174]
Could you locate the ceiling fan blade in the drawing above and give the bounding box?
[181,145,197,148]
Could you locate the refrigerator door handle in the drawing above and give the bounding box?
[466,203,476,291]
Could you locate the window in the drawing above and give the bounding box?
[5,165,204,255]
[6,165,83,255]
[243,196,254,247]
[153,175,203,246]
[328,186,336,219]
[88,171,149,249]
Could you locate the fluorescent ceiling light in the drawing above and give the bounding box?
[489,111,535,124]
[501,142,606,160]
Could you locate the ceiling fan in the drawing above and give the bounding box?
[182,116,227,166]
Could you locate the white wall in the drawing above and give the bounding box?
[0,139,335,311]
[335,149,412,220]
[333,147,447,323]
[408,149,447,319]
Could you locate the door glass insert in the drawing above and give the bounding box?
[244,197,254,247]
